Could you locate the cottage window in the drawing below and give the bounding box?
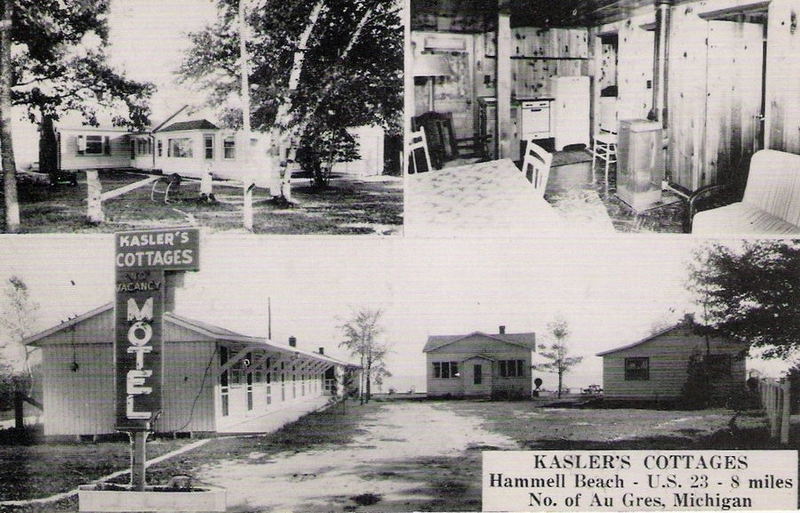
[433,361,459,379]
[83,135,104,155]
[157,139,163,157]
[499,359,524,377]
[204,135,214,160]
[625,357,649,381]
[168,138,193,158]
[224,136,236,159]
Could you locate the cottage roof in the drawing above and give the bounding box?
[595,325,679,357]
[159,119,219,132]
[22,303,359,368]
[423,331,536,352]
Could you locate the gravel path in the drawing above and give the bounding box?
[199,401,517,512]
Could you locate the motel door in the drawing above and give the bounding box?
[703,20,764,195]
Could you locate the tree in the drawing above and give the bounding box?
[2,0,154,232]
[338,307,391,404]
[1,0,19,233]
[688,240,800,360]
[0,276,39,407]
[10,1,154,129]
[180,0,402,190]
[534,317,583,398]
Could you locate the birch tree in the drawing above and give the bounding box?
[1,0,19,233]
[338,308,391,404]
[535,317,583,398]
[180,0,402,193]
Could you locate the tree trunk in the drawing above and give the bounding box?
[1,0,20,233]
[557,370,563,399]
[39,113,58,176]
[365,363,371,403]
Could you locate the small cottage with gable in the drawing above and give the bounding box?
[424,326,536,398]
[597,315,747,404]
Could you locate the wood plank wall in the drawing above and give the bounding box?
[766,0,800,153]
[667,4,709,190]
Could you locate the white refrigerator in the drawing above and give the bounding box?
[549,76,590,151]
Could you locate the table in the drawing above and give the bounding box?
[405,159,565,237]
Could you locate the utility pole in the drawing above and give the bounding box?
[1,0,20,233]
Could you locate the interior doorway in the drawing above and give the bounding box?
[702,18,766,196]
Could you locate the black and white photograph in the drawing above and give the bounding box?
[406,0,800,237]
[0,235,797,511]
[2,0,800,511]
[1,0,403,235]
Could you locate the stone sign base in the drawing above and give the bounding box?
[78,484,226,512]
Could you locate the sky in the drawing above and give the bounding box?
[3,233,781,393]
[106,0,220,122]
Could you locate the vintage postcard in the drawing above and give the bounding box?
[1,0,800,511]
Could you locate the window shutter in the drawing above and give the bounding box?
[77,135,85,155]
[104,136,111,155]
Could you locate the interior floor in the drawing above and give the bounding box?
[526,148,687,234]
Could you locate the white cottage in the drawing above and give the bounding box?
[424,326,536,398]
[23,303,359,439]
[597,318,747,404]
[54,119,273,184]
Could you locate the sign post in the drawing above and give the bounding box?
[114,227,200,491]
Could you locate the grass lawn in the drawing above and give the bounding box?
[0,399,789,512]
[355,399,788,512]
[1,171,402,234]
[0,433,192,504]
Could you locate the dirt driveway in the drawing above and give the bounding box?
[198,402,517,512]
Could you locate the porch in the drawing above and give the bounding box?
[213,340,355,434]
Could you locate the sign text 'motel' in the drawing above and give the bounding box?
[114,228,200,431]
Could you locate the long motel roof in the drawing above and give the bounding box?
[22,303,359,368]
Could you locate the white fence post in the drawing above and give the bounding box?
[86,170,104,224]
[243,178,255,231]
[781,380,791,444]
[759,377,791,444]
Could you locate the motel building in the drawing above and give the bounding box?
[23,303,360,439]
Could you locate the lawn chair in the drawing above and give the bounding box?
[151,173,182,204]
[521,140,553,197]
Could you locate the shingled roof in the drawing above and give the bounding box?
[158,119,219,132]
[423,331,536,352]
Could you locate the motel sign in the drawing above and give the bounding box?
[114,228,200,431]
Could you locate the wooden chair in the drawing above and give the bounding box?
[521,140,553,197]
[412,111,490,169]
[407,127,433,175]
[591,100,619,191]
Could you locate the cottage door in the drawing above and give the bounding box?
[463,358,491,397]
[703,20,764,195]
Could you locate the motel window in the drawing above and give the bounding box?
[168,138,193,158]
[625,357,650,381]
[499,360,524,378]
[204,134,214,160]
[223,136,236,159]
[157,139,163,157]
[433,361,459,379]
